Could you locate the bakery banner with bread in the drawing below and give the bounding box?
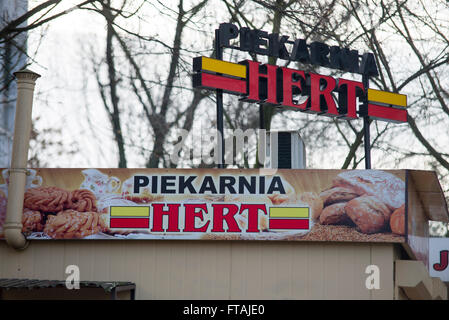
[0,168,406,242]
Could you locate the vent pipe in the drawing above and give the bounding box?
[4,69,40,250]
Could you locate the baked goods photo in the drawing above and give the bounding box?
[43,210,106,239]
[22,209,44,234]
[320,202,353,226]
[344,196,391,234]
[24,186,70,213]
[390,204,405,235]
[67,189,97,212]
[309,170,406,240]
[331,170,405,210]
[319,187,360,206]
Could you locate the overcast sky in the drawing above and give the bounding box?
[22,0,449,174]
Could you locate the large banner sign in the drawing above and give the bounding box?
[0,169,406,242]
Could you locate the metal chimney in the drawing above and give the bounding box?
[264,130,306,169]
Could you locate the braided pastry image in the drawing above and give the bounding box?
[67,189,97,212]
[22,209,44,234]
[24,186,69,213]
[44,209,106,239]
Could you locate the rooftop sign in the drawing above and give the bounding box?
[216,23,379,76]
[192,23,408,124]
[193,56,407,122]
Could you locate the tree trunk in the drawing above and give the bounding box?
[104,4,127,168]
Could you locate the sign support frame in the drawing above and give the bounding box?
[211,24,384,170]
[215,29,225,168]
[362,74,371,169]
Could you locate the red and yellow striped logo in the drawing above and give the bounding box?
[193,56,247,95]
[367,88,407,123]
[110,206,150,229]
[268,207,310,230]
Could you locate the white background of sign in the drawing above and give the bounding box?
[429,238,449,282]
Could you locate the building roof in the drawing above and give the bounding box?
[409,170,449,222]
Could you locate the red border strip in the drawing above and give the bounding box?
[368,103,407,123]
[269,218,309,230]
[201,73,247,94]
[110,218,149,229]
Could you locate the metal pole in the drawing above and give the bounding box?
[362,74,371,169]
[215,29,225,168]
[257,104,265,168]
[259,104,265,129]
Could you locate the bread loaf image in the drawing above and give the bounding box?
[320,202,352,225]
[319,187,360,206]
[345,196,391,234]
[332,170,405,211]
[313,170,406,237]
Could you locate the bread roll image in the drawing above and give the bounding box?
[319,202,351,225]
[390,205,405,235]
[319,187,360,206]
[345,196,392,234]
[332,170,405,210]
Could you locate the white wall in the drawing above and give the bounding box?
[0,240,398,299]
